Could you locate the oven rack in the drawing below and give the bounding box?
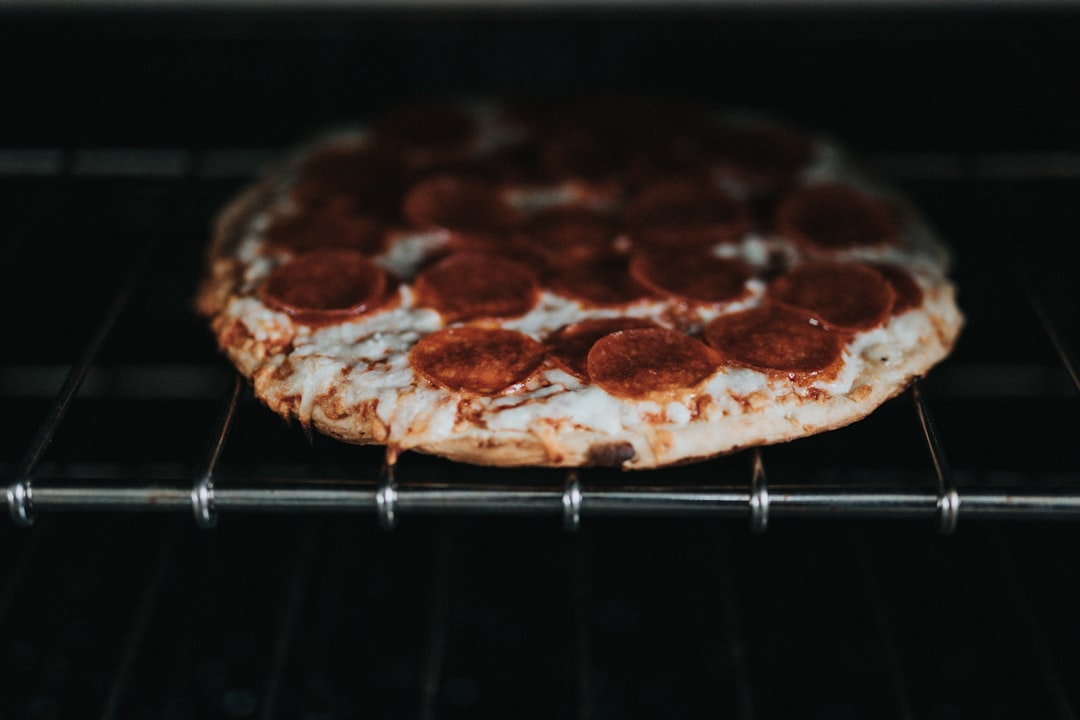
[10,371,1080,533]
[4,147,1079,532]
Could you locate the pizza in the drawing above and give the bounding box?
[196,97,963,470]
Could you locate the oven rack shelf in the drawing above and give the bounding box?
[13,462,1080,531]
[4,147,1079,532]
[9,368,1080,532]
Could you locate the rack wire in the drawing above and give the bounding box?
[3,147,1079,533]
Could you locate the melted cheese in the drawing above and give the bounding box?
[212,101,963,466]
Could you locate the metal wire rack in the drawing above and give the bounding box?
[3,147,1079,533]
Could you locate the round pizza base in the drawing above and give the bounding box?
[197,100,964,470]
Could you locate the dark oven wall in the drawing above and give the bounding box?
[3,6,1080,720]
[3,7,1080,151]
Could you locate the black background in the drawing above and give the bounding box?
[2,6,1079,152]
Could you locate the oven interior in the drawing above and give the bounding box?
[2,5,1080,718]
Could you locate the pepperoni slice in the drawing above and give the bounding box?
[545,317,661,381]
[873,263,924,315]
[547,254,654,307]
[412,252,540,322]
[259,249,390,324]
[766,262,896,332]
[775,183,900,250]
[704,306,845,378]
[262,199,388,256]
[401,175,520,246]
[410,326,544,395]
[626,178,751,247]
[538,96,709,186]
[587,328,719,399]
[629,252,753,307]
[516,207,621,264]
[291,144,402,217]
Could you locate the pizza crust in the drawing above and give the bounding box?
[197,99,963,470]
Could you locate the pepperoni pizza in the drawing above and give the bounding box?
[197,98,963,469]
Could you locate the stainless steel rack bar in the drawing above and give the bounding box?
[1027,287,1080,396]
[18,474,1080,523]
[192,373,244,528]
[6,241,152,528]
[7,342,1079,527]
[10,372,1080,528]
[5,149,1080,183]
[911,378,959,534]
